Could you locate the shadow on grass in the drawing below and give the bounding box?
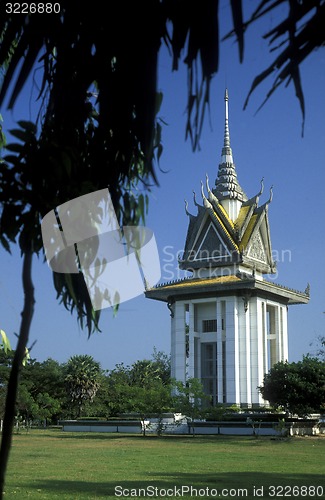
[23,472,325,499]
[43,431,289,445]
[49,432,144,440]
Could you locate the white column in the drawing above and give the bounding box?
[171,301,186,384]
[216,299,223,403]
[282,306,289,361]
[262,302,268,374]
[225,297,240,404]
[246,301,252,406]
[171,303,176,380]
[275,305,282,362]
[250,297,258,405]
[188,302,195,379]
[259,300,267,405]
[239,298,251,406]
[250,298,265,406]
[238,297,247,405]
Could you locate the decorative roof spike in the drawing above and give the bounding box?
[206,173,211,193]
[200,180,206,200]
[193,190,204,212]
[252,177,264,207]
[268,186,274,204]
[258,177,264,196]
[193,190,199,207]
[222,88,233,160]
[206,173,220,207]
[201,181,211,209]
[184,199,191,217]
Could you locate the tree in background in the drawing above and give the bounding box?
[259,356,325,416]
[0,349,234,427]
[17,358,65,423]
[129,348,171,387]
[309,335,325,361]
[64,355,102,418]
[0,350,13,420]
[102,363,132,416]
[172,378,208,423]
[0,354,65,424]
[124,382,173,437]
[102,349,171,418]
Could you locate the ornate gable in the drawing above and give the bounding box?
[247,231,266,262]
[192,221,232,262]
[239,196,275,273]
[180,207,240,270]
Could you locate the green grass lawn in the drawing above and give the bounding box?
[4,429,325,499]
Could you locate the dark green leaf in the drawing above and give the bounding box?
[17,121,37,134]
[5,143,23,153]
[0,235,11,253]
[230,0,245,63]
[9,128,30,142]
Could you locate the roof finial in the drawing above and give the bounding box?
[193,190,198,207]
[224,88,230,150]
[184,199,190,216]
[221,88,233,161]
[206,173,211,193]
[201,181,211,209]
[259,177,264,196]
[214,88,247,205]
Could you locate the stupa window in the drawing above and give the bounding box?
[202,319,217,333]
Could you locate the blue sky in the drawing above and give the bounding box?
[1,3,324,370]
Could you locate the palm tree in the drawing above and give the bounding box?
[64,355,101,418]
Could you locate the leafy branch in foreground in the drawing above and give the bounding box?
[224,0,325,135]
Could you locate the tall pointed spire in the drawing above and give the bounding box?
[214,89,247,219]
[221,88,233,163]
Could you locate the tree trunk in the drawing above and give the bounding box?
[0,250,34,499]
